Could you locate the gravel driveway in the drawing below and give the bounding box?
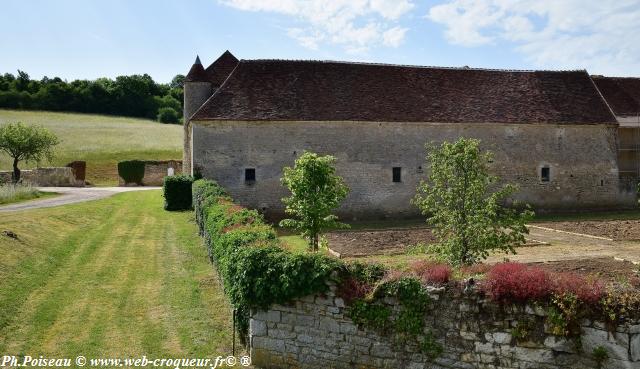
[0,186,161,212]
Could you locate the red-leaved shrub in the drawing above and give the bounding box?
[483,263,552,303]
[551,272,605,305]
[410,261,452,285]
[336,277,373,305]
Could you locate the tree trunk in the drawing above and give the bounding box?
[12,158,20,184]
[312,234,319,252]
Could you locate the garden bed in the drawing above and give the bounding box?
[326,227,545,257]
[535,219,640,240]
[325,228,437,257]
[531,257,639,285]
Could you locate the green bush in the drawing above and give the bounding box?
[117,160,146,185]
[192,179,343,338]
[163,175,193,211]
[157,107,181,124]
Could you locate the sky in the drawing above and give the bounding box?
[1,0,639,83]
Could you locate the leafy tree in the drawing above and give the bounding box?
[279,151,350,252]
[0,70,185,121]
[157,107,181,124]
[413,138,533,265]
[0,122,59,183]
[170,74,185,89]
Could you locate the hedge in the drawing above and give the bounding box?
[163,175,193,211]
[117,160,146,185]
[192,179,344,337]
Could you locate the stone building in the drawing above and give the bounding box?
[592,76,640,193]
[183,51,638,219]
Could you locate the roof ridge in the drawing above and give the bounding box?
[239,58,587,74]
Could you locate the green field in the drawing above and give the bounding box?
[0,110,183,186]
[0,190,234,358]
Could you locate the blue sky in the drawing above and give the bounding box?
[1,0,639,83]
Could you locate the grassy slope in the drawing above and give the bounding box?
[0,190,233,357]
[0,110,182,186]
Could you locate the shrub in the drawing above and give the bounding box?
[118,160,146,185]
[157,107,181,124]
[551,272,605,305]
[411,261,452,285]
[192,179,344,339]
[483,263,551,303]
[336,276,373,305]
[163,175,193,211]
[336,262,386,304]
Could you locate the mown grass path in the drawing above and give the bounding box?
[0,190,233,358]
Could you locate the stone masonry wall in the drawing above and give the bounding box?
[142,160,182,186]
[117,160,182,186]
[0,167,81,187]
[192,120,636,220]
[250,285,640,369]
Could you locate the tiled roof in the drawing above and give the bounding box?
[205,50,239,86]
[184,56,208,82]
[192,60,616,124]
[592,76,640,116]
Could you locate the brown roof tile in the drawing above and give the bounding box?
[205,50,239,86]
[592,76,640,116]
[192,60,616,124]
[184,56,208,82]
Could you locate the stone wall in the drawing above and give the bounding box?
[143,160,182,186]
[117,160,182,186]
[0,167,81,187]
[250,285,640,369]
[192,120,636,219]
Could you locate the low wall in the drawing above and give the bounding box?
[0,167,82,187]
[250,285,639,369]
[118,160,182,186]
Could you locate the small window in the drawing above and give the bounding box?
[245,168,256,182]
[392,167,402,183]
[541,167,550,182]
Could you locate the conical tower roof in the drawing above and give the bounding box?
[185,55,209,82]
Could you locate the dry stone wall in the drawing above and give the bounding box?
[0,167,81,187]
[250,285,639,369]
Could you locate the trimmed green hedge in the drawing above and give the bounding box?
[117,160,145,185]
[163,175,193,211]
[192,179,343,336]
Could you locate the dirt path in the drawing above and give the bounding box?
[0,186,160,212]
[485,226,640,264]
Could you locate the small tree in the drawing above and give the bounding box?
[413,138,533,265]
[280,151,350,252]
[0,122,59,183]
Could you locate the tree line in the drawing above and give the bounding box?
[0,71,185,124]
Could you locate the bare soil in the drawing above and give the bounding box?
[327,227,544,258]
[326,228,437,257]
[530,257,640,285]
[535,220,640,240]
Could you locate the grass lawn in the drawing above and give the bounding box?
[0,110,183,186]
[0,190,234,358]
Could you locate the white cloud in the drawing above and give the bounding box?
[426,0,640,75]
[220,0,414,53]
[382,26,408,47]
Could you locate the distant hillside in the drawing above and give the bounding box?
[0,71,184,124]
[0,109,183,185]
